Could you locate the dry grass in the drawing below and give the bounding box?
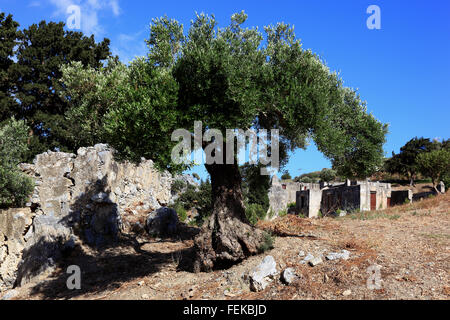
[7,192,450,301]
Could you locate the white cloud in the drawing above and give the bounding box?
[111,27,148,64]
[28,1,43,7]
[47,0,121,37]
[109,0,120,16]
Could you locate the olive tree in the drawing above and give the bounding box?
[417,149,450,193]
[63,12,387,271]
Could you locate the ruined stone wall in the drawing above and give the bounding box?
[0,144,173,291]
[296,187,322,218]
[359,181,391,211]
[321,185,361,215]
[0,208,34,291]
[295,181,392,217]
[391,190,412,206]
[268,176,318,218]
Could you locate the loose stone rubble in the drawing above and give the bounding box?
[325,250,351,261]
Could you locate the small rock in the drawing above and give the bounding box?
[188,287,196,298]
[342,290,352,297]
[224,289,235,297]
[281,268,297,285]
[141,294,150,300]
[298,250,305,257]
[309,256,323,267]
[326,250,350,261]
[91,192,112,203]
[249,256,278,292]
[138,281,144,286]
[300,253,314,264]
[1,289,18,300]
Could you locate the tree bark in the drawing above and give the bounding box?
[409,173,415,187]
[192,162,265,272]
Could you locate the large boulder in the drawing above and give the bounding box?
[249,256,278,292]
[15,215,74,287]
[145,207,179,236]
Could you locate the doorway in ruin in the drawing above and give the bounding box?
[370,192,377,211]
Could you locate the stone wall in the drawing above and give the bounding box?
[0,208,34,291]
[0,144,173,291]
[296,186,323,218]
[321,185,361,215]
[391,190,413,206]
[295,181,392,217]
[268,176,317,218]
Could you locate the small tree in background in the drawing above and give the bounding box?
[6,18,111,161]
[320,168,337,182]
[0,118,34,208]
[0,13,20,123]
[281,171,292,180]
[385,137,436,186]
[417,149,450,193]
[60,58,128,151]
[241,164,271,211]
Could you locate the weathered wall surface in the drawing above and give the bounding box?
[321,185,361,215]
[295,181,392,217]
[359,181,391,211]
[0,144,173,291]
[268,176,317,218]
[296,187,323,218]
[0,208,34,291]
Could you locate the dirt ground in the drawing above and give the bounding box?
[5,192,450,300]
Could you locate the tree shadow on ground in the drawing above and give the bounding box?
[17,176,200,300]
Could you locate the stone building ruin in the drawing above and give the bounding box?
[269,176,414,218]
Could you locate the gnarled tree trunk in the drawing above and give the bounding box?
[193,162,265,272]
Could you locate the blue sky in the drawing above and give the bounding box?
[2,0,449,180]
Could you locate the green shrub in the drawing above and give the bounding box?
[278,209,287,217]
[174,203,187,222]
[0,168,34,208]
[0,118,34,208]
[258,231,274,253]
[245,203,267,225]
[174,180,212,226]
[320,168,337,182]
[171,179,186,194]
[298,176,312,183]
[442,174,450,191]
[240,164,270,212]
[287,202,296,209]
[281,171,292,180]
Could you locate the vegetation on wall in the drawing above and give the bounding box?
[0,118,34,208]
